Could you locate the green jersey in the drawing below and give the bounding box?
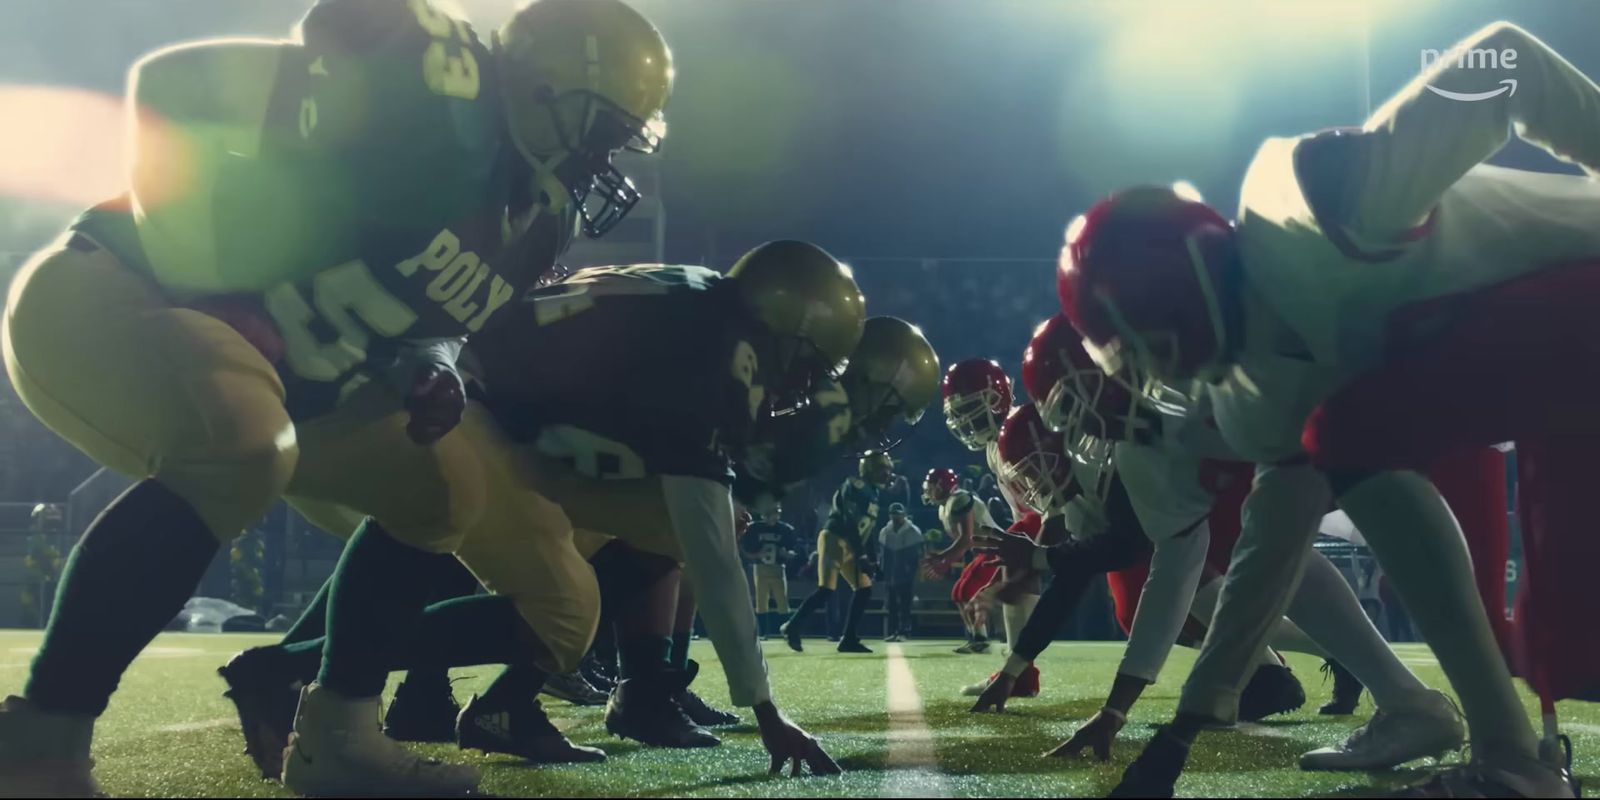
[75,0,567,416]
[824,476,882,553]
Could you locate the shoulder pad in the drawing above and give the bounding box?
[1294,127,1412,263]
[947,491,975,515]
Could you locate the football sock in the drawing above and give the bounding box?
[481,663,548,707]
[669,629,692,673]
[843,585,872,641]
[318,521,446,698]
[1335,470,1539,758]
[282,593,534,677]
[1282,550,1428,709]
[280,579,330,645]
[395,553,483,696]
[1002,594,1039,656]
[27,480,220,716]
[617,636,672,681]
[787,587,833,631]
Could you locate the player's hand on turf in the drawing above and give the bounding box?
[755,702,842,777]
[406,364,466,445]
[970,672,1016,713]
[1046,709,1125,761]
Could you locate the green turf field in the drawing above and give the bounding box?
[1,630,1594,797]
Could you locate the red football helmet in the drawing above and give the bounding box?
[995,404,1084,517]
[1057,185,1238,381]
[1022,314,1145,441]
[942,359,1013,451]
[922,467,960,506]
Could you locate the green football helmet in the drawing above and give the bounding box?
[859,452,895,487]
[840,316,941,453]
[727,240,867,400]
[495,0,673,237]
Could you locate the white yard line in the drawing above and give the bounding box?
[883,644,952,799]
[1234,722,1303,740]
[157,718,237,734]
[1560,722,1600,737]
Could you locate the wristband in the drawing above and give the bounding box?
[1099,706,1127,724]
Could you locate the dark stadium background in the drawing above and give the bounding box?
[0,0,1590,632]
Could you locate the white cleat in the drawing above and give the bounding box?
[0,695,102,799]
[281,684,479,798]
[1300,690,1465,772]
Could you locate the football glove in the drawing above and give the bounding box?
[385,338,467,445]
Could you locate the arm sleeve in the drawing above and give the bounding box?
[1342,22,1600,241]
[661,476,772,707]
[1116,523,1211,682]
[1010,556,1098,664]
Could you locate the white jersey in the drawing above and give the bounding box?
[1115,391,1238,542]
[939,489,1001,536]
[985,439,1031,523]
[1059,456,1112,541]
[1176,22,1600,717]
[1217,23,1600,460]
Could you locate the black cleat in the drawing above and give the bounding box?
[1238,663,1306,722]
[674,689,739,728]
[541,670,608,707]
[383,678,461,743]
[217,646,302,781]
[836,638,873,654]
[1109,726,1191,798]
[456,694,606,764]
[604,671,720,749]
[1318,659,1364,715]
[780,621,803,653]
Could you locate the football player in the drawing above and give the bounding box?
[936,359,1045,692]
[0,0,671,795]
[742,507,801,639]
[1059,22,1596,797]
[466,242,869,766]
[969,404,1311,723]
[1017,313,1464,769]
[216,244,871,768]
[780,453,894,655]
[922,467,994,654]
[776,318,941,656]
